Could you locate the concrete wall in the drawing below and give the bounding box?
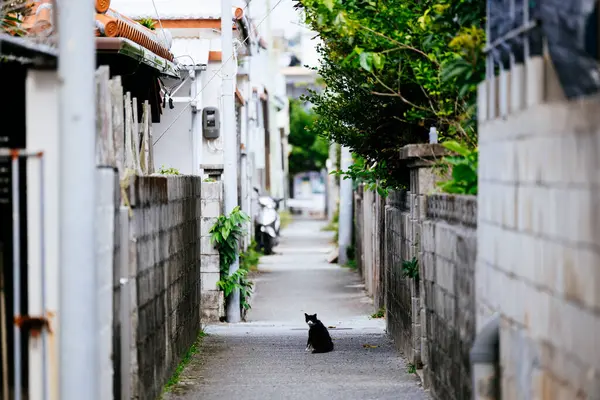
[477,56,600,398]
[382,189,417,364]
[421,194,477,399]
[199,181,225,322]
[123,175,203,400]
[354,144,478,396]
[152,79,195,175]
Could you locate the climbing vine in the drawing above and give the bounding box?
[209,207,254,312]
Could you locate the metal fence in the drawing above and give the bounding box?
[485,0,600,99]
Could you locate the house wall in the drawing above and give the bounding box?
[152,79,194,174]
[201,61,226,169]
[477,56,600,399]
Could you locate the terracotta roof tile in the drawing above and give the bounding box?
[18,0,175,61]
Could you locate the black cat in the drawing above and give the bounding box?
[304,313,334,354]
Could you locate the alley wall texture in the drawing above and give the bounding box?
[91,66,223,400]
[355,56,600,400]
[108,176,211,400]
[353,144,477,399]
[117,175,204,400]
[477,57,600,398]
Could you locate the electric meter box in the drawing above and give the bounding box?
[202,107,220,139]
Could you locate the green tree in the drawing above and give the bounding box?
[297,0,485,191]
[288,99,329,175]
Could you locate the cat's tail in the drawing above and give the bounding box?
[312,343,334,354]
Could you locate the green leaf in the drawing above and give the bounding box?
[451,163,476,183]
[372,53,385,71]
[442,140,470,157]
[359,52,372,72]
[323,0,335,12]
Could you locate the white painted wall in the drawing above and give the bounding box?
[25,70,60,400]
[152,79,195,174]
[201,60,225,168]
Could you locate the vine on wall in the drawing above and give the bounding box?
[209,206,254,314]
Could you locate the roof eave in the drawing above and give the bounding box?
[0,33,58,68]
[96,37,181,79]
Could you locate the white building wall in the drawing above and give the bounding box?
[25,70,60,400]
[152,80,195,174]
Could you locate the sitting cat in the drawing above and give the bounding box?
[305,313,334,354]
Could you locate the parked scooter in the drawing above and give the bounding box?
[253,187,282,255]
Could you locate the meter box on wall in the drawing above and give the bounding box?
[202,107,220,139]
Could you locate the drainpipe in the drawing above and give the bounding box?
[58,0,99,398]
[470,313,501,400]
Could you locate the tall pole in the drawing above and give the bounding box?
[338,146,353,265]
[58,0,99,399]
[222,0,241,323]
[265,0,279,200]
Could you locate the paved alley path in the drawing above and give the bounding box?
[165,219,429,400]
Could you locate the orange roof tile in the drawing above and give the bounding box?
[19,0,174,62]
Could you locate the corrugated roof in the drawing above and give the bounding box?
[171,38,210,66]
[110,0,228,20]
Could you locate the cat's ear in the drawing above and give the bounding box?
[304,313,308,317]
[314,314,317,319]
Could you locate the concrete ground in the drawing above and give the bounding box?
[164,219,429,400]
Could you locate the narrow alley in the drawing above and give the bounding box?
[164,219,429,400]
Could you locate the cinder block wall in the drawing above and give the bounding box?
[125,175,203,400]
[353,185,364,275]
[384,189,416,363]
[477,57,600,398]
[421,194,477,399]
[200,181,225,322]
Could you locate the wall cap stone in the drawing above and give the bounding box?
[399,144,449,167]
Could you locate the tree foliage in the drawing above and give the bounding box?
[297,0,485,190]
[288,99,329,175]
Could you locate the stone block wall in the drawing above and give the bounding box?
[354,185,364,275]
[477,57,600,399]
[384,190,415,363]
[96,168,117,400]
[125,175,203,400]
[362,188,375,297]
[421,194,477,399]
[354,185,386,309]
[199,181,225,322]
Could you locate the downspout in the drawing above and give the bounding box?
[470,313,501,400]
[190,68,199,175]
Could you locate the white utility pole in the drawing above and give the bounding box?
[222,0,241,322]
[265,0,279,200]
[338,146,353,265]
[58,0,99,399]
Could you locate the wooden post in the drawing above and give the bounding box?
[124,92,135,171]
[146,104,155,174]
[95,66,115,167]
[139,103,148,174]
[110,76,125,176]
[131,98,142,174]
